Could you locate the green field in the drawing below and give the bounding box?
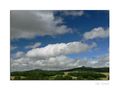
[10,67,109,80]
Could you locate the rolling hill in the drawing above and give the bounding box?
[10,67,109,80]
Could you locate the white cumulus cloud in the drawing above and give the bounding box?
[11,55,77,71]
[26,41,96,59]
[10,41,100,71]
[11,54,109,72]
[83,27,109,40]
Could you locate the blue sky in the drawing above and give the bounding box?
[10,10,109,71]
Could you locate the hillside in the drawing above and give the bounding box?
[10,67,109,80]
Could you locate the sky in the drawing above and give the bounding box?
[10,10,109,71]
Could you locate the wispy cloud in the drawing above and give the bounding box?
[62,11,84,16]
[25,42,41,49]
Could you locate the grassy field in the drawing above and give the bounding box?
[10,67,109,80]
[100,72,109,80]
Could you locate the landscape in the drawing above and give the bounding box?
[11,67,109,80]
[10,10,109,80]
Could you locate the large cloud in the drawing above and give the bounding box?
[10,11,72,39]
[11,54,109,72]
[11,55,76,71]
[83,27,109,40]
[11,41,99,71]
[26,41,96,59]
